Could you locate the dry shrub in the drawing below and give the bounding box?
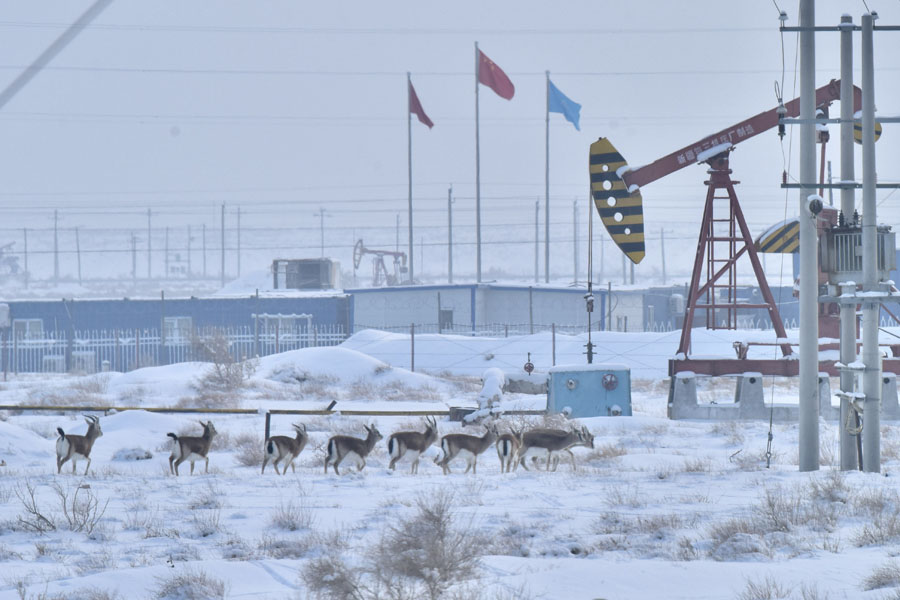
[269,500,313,531]
[302,490,484,600]
[709,421,745,445]
[706,516,772,561]
[586,443,627,461]
[852,486,900,546]
[735,575,792,600]
[863,560,900,591]
[681,457,712,473]
[174,389,240,410]
[604,485,645,509]
[232,431,264,467]
[187,480,224,510]
[190,509,223,538]
[432,371,481,393]
[27,386,102,408]
[154,567,226,600]
[191,330,256,392]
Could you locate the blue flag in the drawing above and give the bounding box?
[548,80,581,131]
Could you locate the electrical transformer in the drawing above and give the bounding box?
[547,364,632,418]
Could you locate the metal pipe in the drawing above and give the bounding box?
[861,12,880,473]
[838,14,859,471]
[798,0,819,472]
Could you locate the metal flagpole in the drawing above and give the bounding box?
[545,71,551,283]
[407,72,414,284]
[475,42,482,283]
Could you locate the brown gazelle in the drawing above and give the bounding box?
[386,416,438,474]
[56,415,103,475]
[547,426,595,472]
[517,426,591,471]
[262,423,309,475]
[435,423,498,475]
[495,427,523,473]
[324,424,383,475]
[167,420,217,476]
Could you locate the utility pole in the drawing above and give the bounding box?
[220,203,225,287]
[661,228,667,285]
[165,226,169,279]
[797,0,818,472]
[534,200,539,283]
[572,200,578,285]
[202,223,207,278]
[131,232,137,282]
[599,234,604,284]
[860,12,880,473]
[187,225,192,277]
[313,208,328,258]
[838,13,858,471]
[75,227,81,284]
[22,228,28,289]
[147,208,151,279]
[53,210,59,282]
[448,185,454,284]
[237,206,241,277]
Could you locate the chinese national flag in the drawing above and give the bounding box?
[478,50,515,100]
[409,81,433,129]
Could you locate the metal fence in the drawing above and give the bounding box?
[0,324,346,375]
[354,322,596,337]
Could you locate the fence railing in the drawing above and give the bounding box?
[0,324,346,375]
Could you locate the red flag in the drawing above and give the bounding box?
[478,50,515,100]
[408,80,433,129]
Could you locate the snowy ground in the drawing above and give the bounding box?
[0,331,898,600]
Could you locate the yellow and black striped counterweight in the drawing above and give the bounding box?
[589,138,645,264]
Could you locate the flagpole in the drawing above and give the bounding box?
[474,41,482,283]
[407,71,414,284]
[545,71,550,284]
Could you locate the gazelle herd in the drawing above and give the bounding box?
[52,415,595,476]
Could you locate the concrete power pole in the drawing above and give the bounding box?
[860,13,881,473]
[797,0,819,472]
[838,14,859,471]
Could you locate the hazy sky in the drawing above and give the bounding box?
[0,1,898,285]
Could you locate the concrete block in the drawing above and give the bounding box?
[734,372,764,419]
[818,373,838,420]
[668,372,703,419]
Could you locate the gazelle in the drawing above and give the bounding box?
[262,423,308,475]
[56,415,102,475]
[517,426,590,472]
[167,420,217,476]
[324,424,383,475]
[435,423,498,475]
[547,426,595,472]
[386,416,438,474]
[495,427,523,473]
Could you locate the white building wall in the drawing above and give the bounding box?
[350,284,598,332]
[608,292,644,333]
[350,286,473,331]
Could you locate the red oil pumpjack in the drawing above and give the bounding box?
[589,79,863,376]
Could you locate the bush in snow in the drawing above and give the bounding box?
[863,560,900,591]
[191,329,255,392]
[154,567,226,600]
[111,447,153,461]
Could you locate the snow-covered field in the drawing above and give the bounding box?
[0,330,898,600]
